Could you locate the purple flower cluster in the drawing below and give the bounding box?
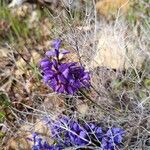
[48,116,125,150]
[31,133,62,150]
[40,39,90,94]
[31,116,125,150]
[102,128,125,150]
[48,116,90,146]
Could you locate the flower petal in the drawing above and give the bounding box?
[52,39,61,50]
[45,50,56,57]
[61,49,70,55]
[62,68,69,78]
[67,86,75,94]
[40,58,52,68]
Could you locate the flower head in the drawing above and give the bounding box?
[40,39,90,94]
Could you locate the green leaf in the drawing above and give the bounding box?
[0,132,5,138]
[0,112,5,122]
[0,92,11,107]
[144,78,150,88]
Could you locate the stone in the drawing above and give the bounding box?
[90,23,145,70]
[96,0,130,19]
[9,0,26,8]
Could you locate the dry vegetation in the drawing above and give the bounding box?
[0,0,150,150]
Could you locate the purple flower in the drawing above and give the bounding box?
[48,117,125,149]
[48,116,90,146]
[52,39,62,50]
[31,117,125,150]
[84,123,103,140]
[40,39,90,94]
[68,122,89,146]
[31,133,50,150]
[45,39,69,59]
[31,133,63,150]
[101,128,125,150]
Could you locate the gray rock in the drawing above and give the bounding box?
[9,0,26,7]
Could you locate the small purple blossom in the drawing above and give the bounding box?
[31,133,63,150]
[31,133,50,150]
[101,128,125,150]
[40,39,90,94]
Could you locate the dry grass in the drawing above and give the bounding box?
[0,0,150,149]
